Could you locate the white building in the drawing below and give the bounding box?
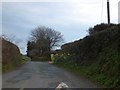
[118,1,120,23]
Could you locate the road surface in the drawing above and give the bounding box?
[3,61,99,88]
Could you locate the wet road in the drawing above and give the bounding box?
[3,61,98,88]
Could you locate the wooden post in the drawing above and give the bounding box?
[107,0,110,24]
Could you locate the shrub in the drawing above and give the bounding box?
[55,24,120,87]
[88,23,117,35]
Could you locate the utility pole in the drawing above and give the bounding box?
[107,0,110,24]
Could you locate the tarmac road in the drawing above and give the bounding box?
[2,61,99,88]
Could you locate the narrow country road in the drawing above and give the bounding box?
[3,61,99,88]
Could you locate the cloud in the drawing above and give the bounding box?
[2,0,119,54]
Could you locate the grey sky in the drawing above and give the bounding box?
[1,0,119,54]
[118,1,120,23]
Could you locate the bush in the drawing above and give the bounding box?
[97,47,120,87]
[88,23,117,35]
[54,24,120,87]
[2,64,14,72]
[61,24,119,65]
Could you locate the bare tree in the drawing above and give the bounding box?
[28,26,64,57]
[1,34,21,46]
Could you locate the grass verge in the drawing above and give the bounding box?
[2,55,31,73]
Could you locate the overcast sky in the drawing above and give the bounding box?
[1,0,119,54]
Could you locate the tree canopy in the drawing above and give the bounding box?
[27,26,63,58]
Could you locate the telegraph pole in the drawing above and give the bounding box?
[107,0,110,24]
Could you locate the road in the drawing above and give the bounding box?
[3,61,99,88]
